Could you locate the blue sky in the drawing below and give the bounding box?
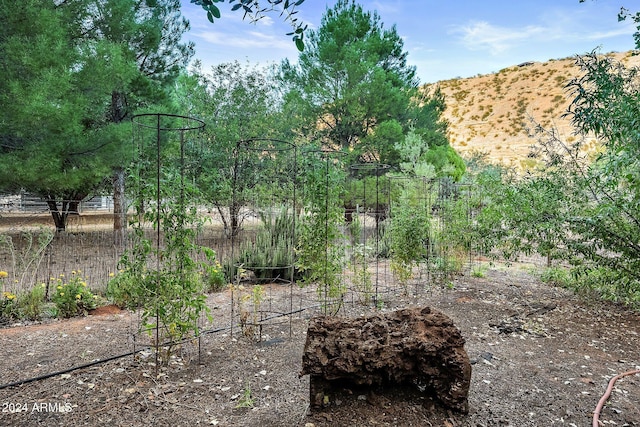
[180,0,637,83]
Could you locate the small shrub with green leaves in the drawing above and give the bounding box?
[52,273,98,318]
[296,156,347,314]
[569,266,640,307]
[235,382,254,408]
[388,187,430,290]
[1,282,47,321]
[1,290,18,320]
[431,254,464,282]
[16,283,47,320]
[106,269,143,309]
[201,247,227,292]
[471,264,488,278]
[539,267,572,287]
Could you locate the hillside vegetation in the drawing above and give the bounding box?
[430,51,640,169]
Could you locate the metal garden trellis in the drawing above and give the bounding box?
[130,113,206,368]
[297,149,348,315]
[348,163,390,307]
[228,138,298,339]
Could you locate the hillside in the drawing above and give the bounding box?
[428,51,640,169]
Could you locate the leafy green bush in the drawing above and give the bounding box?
[570,267,640,308]
[388,185,430,289]
[16,284,47,320]
[52,274,98,318]
[431,252,465,280]
[539,267,572,288]
[2,283,47,321]
[201,247,227,292]
[1,291,18,320]
[296,154,347,314]
[470,264,487,278]
[106,270,142,309]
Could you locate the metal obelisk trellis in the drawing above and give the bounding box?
[228,138,298,339]
[131,113,206,369]
[348,163,390,307]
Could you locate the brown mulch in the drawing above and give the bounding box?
[0,263,639,427]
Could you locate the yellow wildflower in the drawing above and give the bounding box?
[0,271,8,278]
[76,294,81,299]
[72,270,77,275]
[60,293,64,297]
[57,285,63,290]
[109,272,115,277]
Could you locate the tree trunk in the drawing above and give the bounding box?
[113,168,127,246]
[230,200,241,238]
[109,90,128,247]
[46,199,68,233]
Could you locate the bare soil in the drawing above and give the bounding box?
[435,51,640,169]
[1,261,639,427]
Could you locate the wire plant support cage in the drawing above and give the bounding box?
[130,113,207,370]
[227,138,298,339]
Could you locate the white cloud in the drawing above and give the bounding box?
[451,21,546,55]
[194,29,293,50]
[371,0,401,16]
[255,15,274,27]
[451,15,636,56]
[585,25,635,41]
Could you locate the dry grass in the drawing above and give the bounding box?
[427,51,640,170]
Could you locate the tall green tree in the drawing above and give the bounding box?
[84,0,194,242]
[0,0,193,233]
[175,61,286,237]
[0,0,134,231]
[280,0,415,164]
[279,0,459,176]
[561,51,640,301]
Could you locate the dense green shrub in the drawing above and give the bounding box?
[201,247,227,292]
[17,284,47,320]
[52,274,98,318]
[106,270,142,310]
[296,154,347,314]
[388,184,430,289]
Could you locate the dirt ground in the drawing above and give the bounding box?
[0,262,639,427]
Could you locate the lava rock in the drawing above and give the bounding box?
[300,306,472,413]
